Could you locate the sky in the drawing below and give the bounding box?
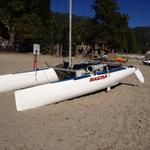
[51,0,150,27]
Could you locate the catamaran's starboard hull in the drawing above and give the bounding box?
[0,68,58,92]
[15,67,141,111]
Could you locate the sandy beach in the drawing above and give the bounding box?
[0,53,150,150]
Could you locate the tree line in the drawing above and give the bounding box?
[133,27,150,54]
[0,0,140,54]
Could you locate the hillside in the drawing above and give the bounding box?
[133,26,150,52]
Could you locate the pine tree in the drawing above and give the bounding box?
[0,0,51,51]
[93,0,129,51]
[0,0,25,49]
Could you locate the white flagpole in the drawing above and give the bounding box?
[69,0,72,68]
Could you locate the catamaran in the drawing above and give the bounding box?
[0,0,144,111]
[15,63,144,111]
[143,51,150,65]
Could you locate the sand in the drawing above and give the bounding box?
[0,53,150,150]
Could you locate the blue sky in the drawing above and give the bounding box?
[51,0,150,27]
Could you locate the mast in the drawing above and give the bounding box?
[69,0,72,68]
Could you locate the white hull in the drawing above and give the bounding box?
[0,68,58,92]
[143,51,150,65]
[143,60,150,65]
[15,67,143,111]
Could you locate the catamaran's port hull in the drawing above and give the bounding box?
[0,68,58,92]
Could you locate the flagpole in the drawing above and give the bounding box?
[69,0,72,68]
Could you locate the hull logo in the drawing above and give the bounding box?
[89,74,108,82]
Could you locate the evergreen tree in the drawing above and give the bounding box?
[0,0,51,51]
[126,28,139,53]
[93,0,130,51]
[0,0,25,49]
